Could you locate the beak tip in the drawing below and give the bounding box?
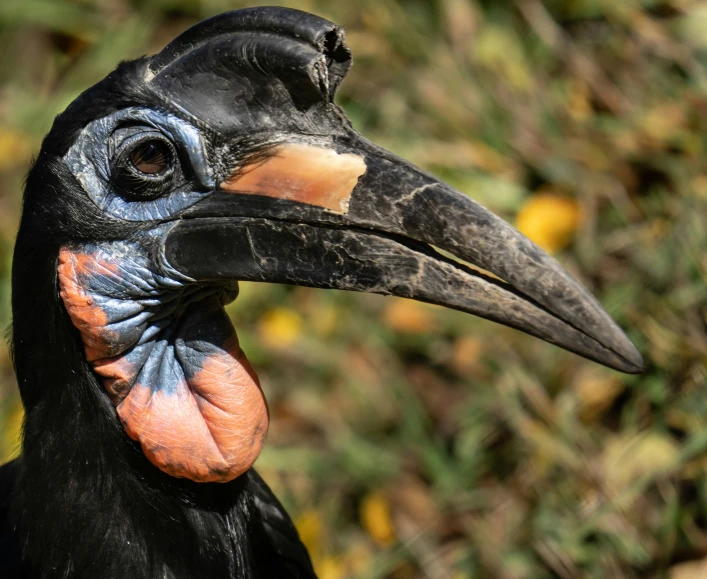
[624,349,646,375]
[612,338,645,374]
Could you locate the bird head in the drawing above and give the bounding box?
[14,7,643,484]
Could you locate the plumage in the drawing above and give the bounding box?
[1,7,642,578]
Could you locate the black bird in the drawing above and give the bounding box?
[0,7,643,578]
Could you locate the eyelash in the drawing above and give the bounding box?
[110,131,184,201]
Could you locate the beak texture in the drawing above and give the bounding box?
[166,134,643,374]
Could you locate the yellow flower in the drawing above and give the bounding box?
[669,557,707,579]
[317,556,346,579]
[452,335,483,377]
[360,491,396,547]
[295,510,347,578]
[258,308,302,348]
[516,193,581,254]
[567,80,592,122]
[603,432,679,492]
[0,128,32,171]
[572,367,624,423]
[1,397,23,463]
[383,299,435,334]
[294,509,324,561]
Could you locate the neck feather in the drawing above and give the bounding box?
[10,238,271,578]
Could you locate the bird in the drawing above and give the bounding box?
[0,7,643,579]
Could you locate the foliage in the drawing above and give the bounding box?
[0,0,705,577]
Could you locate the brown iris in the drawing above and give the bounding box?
[129,140,172,175]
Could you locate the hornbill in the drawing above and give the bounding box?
[0,7,643,578]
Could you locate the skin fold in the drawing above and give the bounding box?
[58,242,268,483]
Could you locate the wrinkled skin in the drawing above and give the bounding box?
[58,237,267,483]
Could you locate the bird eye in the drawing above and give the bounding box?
[111,131,181,200]
[129,139,172,175]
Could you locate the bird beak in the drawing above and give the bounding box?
[163,133,643,374]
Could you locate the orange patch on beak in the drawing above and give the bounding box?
[221,143,367,214]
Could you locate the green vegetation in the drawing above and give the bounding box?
[0,1,705,577]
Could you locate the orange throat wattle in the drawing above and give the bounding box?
[58,245,269,483]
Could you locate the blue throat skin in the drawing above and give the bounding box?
[58,233,269,483]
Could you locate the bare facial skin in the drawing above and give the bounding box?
[59,246,269,483]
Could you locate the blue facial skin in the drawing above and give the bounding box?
[61,108,236,397]
[57,106,273,483]
[64,108,216,221]
[59,227,238,401]
[59,106,274,483]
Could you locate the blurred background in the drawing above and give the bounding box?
[0,0,706,577]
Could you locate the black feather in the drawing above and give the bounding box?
[6,20,317,579]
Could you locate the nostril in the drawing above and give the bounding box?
[323,29,348,65]
[321,28,351,100]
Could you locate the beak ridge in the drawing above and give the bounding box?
[394,181,644,371]
[167,134,644,374]
[342,138,644,373]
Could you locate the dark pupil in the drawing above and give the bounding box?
[129,140,171,175]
